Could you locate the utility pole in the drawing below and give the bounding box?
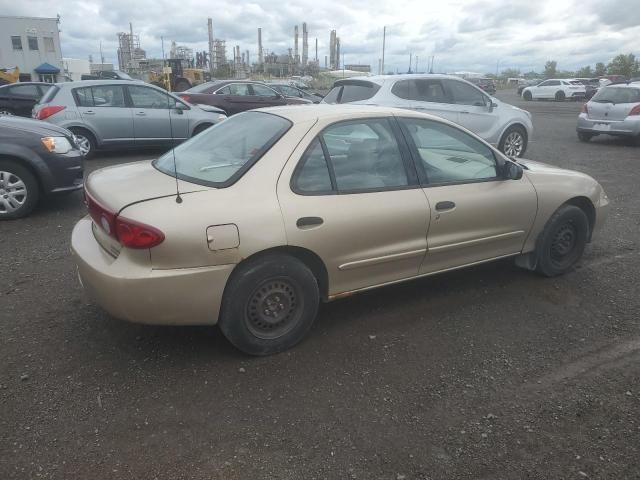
[381,26,386,75]
[415,55,418,73]
[409,53,412,73]
[161,36,165,60]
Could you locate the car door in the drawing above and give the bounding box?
[215,83,256,115]
[6,84,42,117]
[397,117,537,274]
[442,79,496,140]
[390,78,460,124]
[74,84,134,144]
[127,84,189,144]
[250,83,288,107]
[277,117,431,295]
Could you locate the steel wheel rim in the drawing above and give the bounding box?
[245,277,302,339]
[504,132,524,157]
[73,134,91,156]
[0,109,13,116]
[0,170,27,213]
[550,222,577,261]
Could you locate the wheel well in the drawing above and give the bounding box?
[500,123,528,145]
[233,246,329,301]
[194,123,212,135]
[0,154,43,194]
[68,126,96,143]
[565,196,596,240]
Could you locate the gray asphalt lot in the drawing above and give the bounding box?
[1,90,639,479]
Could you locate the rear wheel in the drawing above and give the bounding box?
[555,90,566,102]
[69,128,96,159]
[219,254,320,355]
[0,160,39,220]
[523,91,532,101]
[499,125,527,157]
[577,132,594,142]
[535,205,589,277]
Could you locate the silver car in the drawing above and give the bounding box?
[322,74,533,157]
[577,83,640,143]
[33,80,227,158]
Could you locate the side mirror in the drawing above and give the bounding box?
[173,102,189,114]
[502,160,523,180]
[487,100,498,112]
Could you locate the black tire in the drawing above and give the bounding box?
[193,123,212,136]
[219,254,320,356]
[0,107,15,116]
[555,90,566,102]
[499,125,528,157]
[69,128,96,160]
[535,205,589,277]
[577,132,594,142]
[523,91,532,101]
[0,159,39,220]
[173,79,191,92]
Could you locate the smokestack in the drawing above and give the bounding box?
[315,38,318,62]
[246,49,250,66]
[302,22,308,67]
[207,18,214,74]
[336,37,341,70]
[329,30,336,70]
[258,28,263,66]
[294,25,299,65]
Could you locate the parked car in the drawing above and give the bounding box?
[573,78,600,99]
[517,79,540,95]
[576,83,640,144]
[521,79,587,101]
[0,82,53,117]
[71,105,608,355]
[32,80,227,159]
[0,116,83,219]
[175,80,311,116]
[80,71,134,81]
[467,77,496,95]
[322,74,533,157]
[267,82,323,103]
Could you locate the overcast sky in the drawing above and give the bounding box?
[2,0,639,74]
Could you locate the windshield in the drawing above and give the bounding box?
[592,87,640,104]
[153,111,291,187]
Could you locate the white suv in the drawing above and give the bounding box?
[322,74,533,157]
[521,79,587,102]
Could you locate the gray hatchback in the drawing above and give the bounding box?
[33,80,227,158]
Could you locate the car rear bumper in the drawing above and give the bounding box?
[71,216,235,326]
[577,114,640,136]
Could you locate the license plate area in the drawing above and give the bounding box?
[593,123,611,131]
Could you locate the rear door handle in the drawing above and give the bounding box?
[296,217,323,228]
[435,201,456,211]
[84,110,95,115]
[460,111,470,114]
[135,111,146,116]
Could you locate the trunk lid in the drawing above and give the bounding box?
[587,101,634,121]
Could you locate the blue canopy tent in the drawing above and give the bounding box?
[34,63,60,82]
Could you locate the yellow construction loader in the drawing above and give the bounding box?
[0,66,20,85]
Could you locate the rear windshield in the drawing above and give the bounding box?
[323,81,380,104]
[186,82,218,93]
[39,85,59,104]
[153,111,291,187]
[592,87,640,104]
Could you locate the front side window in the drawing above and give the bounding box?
[251,84,278,97]
[11,36,22,50]
[154,111,291,187]
[538,81,551,87]
[28,36,38,50]
[128,85,173,109]
[445,80,487,106]
[400,118,497,185]
[292,139,333,193]
[391,79,449,103]
[322,119,408,191]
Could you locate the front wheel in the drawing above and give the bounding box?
[219,254,320,355]
[0,160,39,220]
[523,91,532,101]
[535,205,589,277]
[555,90,566,102]
[499,126,528,157]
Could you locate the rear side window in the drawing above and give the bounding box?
[74,85,126,107]
[322,86,341,104]
[391,79,449,103]
[292,139,333,193]
[8,84,40,98]
[324,82,381,104]
[39,85,59,104]
[592,87,640,104]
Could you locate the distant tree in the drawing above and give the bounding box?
[594,62,607,76]
[575,66,593,77]
[544,60,557,78]
[607,53,639,78]
[500,68,521,79]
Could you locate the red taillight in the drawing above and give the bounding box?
[85,191,164,249]
[116,217,165,249]
[35,105,65,120]
[629,105,640,116]
[581,103,588,114]
[178,94,191,103]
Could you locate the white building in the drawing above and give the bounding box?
[63,57,90,81]
[0,16,64,82]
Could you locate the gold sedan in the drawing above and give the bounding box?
[72,105,609,355]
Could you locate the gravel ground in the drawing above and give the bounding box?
[1,90,639,479]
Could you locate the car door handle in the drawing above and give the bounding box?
[435,201,456,211]
[135,111,146,116]
[84,110,95,115]
[460,111,470,114]
[296,217,323,228]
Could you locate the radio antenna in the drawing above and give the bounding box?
[167,83,183,204]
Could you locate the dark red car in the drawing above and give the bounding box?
[176,80,311,115]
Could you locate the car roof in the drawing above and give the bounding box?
[253,103,459,125]
[0,81,52,88]
[601,83,640,89]
[337,73,481,86]
[53,79,145,87]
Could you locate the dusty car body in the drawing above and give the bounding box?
[71,105,609,355]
